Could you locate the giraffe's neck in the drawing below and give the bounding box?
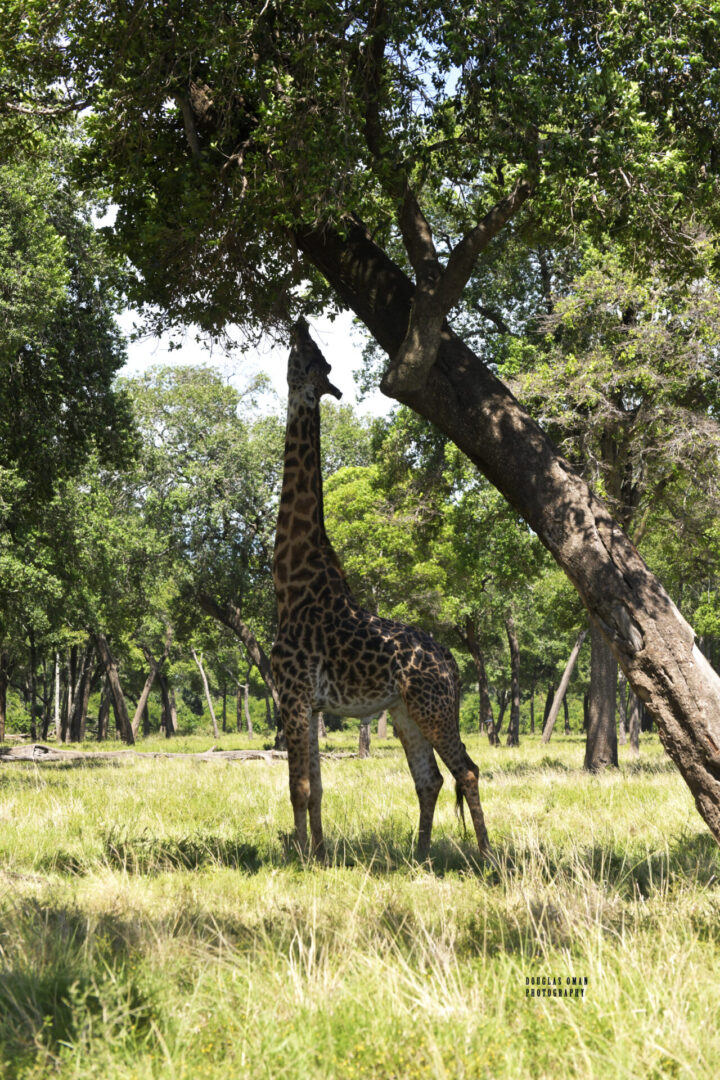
[273,394,347,616]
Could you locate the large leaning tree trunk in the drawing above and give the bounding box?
[297,219,720,844]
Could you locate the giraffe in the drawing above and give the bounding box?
[271,319,493,863]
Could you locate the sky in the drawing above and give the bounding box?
[117,307,392,417]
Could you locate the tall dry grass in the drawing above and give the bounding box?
[0,732,718,1077]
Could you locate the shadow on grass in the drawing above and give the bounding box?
[40,827,264,876]
[493,829,720,899]
[0,902,159,1074]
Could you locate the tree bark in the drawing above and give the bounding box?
[191,647,220,739]
[317,711,327,739]
[563,694,570,734]
[377,709,388,738]
[542,629,588,743]
[297,219,720,845]
[584,620,618,771]
[94,633,134,745]
[505,613,521,746]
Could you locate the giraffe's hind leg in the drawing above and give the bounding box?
[430,732,494,862]
[391,702,444,860]
[402,692,494,863]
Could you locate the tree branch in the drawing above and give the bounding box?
[383,178,534,394]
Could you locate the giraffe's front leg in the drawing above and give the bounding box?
[308,711,325,860]
[282,701,312,856]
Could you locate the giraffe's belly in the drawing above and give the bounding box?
[312,663,401,719]
[316,691,402,720]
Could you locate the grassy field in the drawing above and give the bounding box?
[1,730,719,1079]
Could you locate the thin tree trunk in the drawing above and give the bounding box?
[0,653,9,744]
[243,683,254,737]
[495,690,509,738]
[40,655,51,740]
[169,686,179,735]
[584,620,618,771]
[28,630,37,742]
[70,643,94,742]
[529,679,536,734]
[97,676,110,741]
[542,683,555,730]
[191,647,220,739]
[377,709,388,738]
[53,652,61,742]
[74,657,97,743]
[563,694,570,734]
[131,664,157,738]
[298,219,720,843]
[505,613,521,746]
[618,674,628,745]
[542,629,588,743]
[94,633,134,745]
[358,719,371,758]
[236,682,243,733]
[628,689,641,756]
[64,647,76,740]
[317,711,327,738]
[197,593,281,711]
[222,685,227,732]
[462,614,495,735]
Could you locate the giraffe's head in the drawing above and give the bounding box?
[288,319,342,404]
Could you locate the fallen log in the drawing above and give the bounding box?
[0,743,360,764]
[0,743,287,763]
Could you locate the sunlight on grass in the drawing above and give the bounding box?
[1,733,719,1078]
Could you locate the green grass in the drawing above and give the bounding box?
[1,732,719,1078]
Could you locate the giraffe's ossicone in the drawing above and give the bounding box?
[271,319,493,863]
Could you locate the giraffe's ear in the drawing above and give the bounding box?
[323,376,342,400]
